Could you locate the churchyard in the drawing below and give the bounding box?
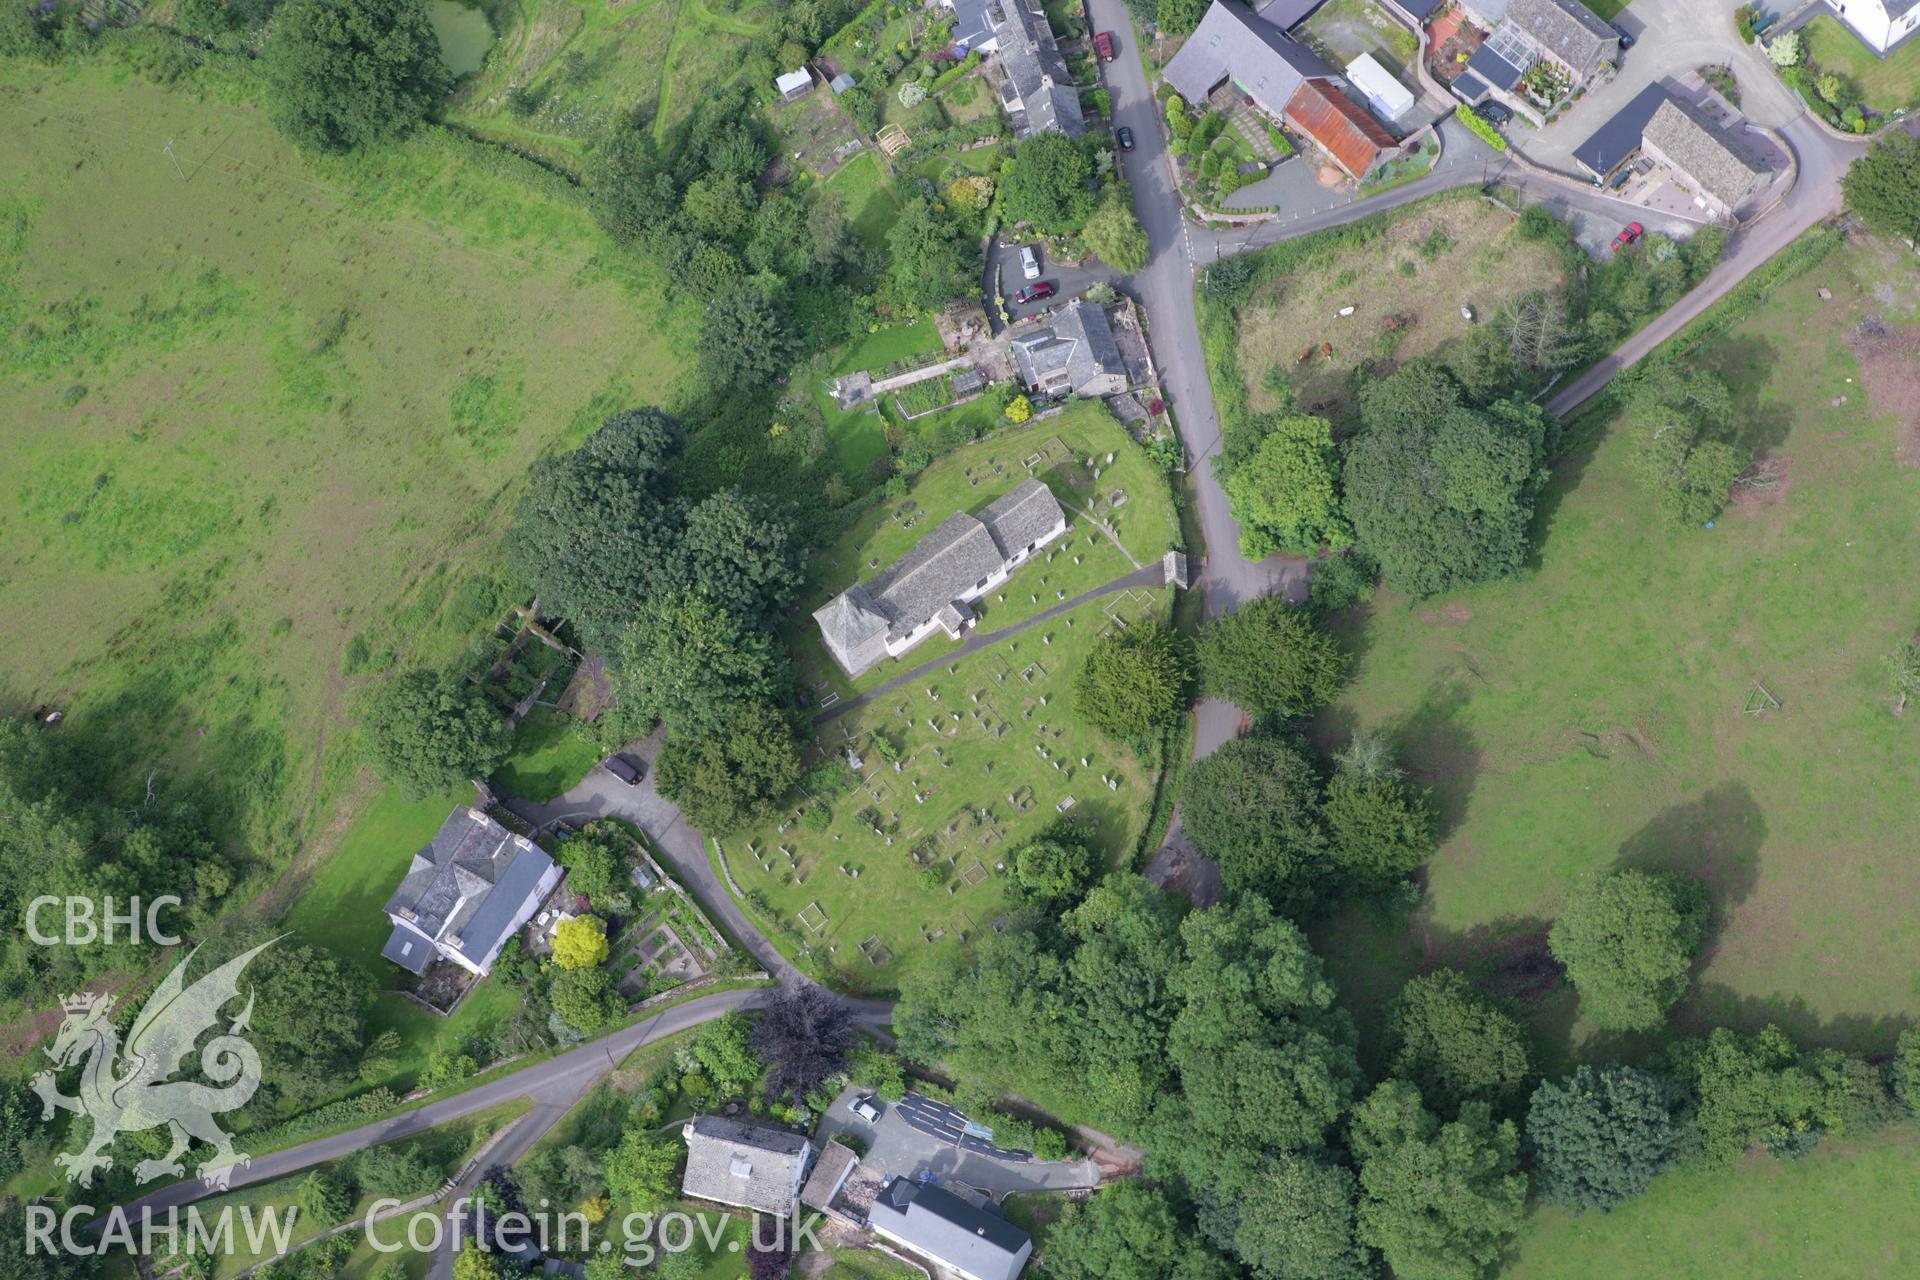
[788,399,1181,707]
[736,580,1169,994]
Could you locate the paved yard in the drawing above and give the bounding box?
[818,1087,1100,1197]
[987,238,1114,319]
[1514,0,1802,176]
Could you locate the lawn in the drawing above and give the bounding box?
[282,782,530,1092]
[825,149,906,249]
[818,1248,928,1278]
[449,0,771,165]
[0,63,694,867]
[739,574,1171,995]
[493,706,602,802]
[1801,14,1920,113]
[1229,196,1573,421]
[807,316,947,483]
[1310,233,1920,1079]
[787,400,1182,706]
[1504,1126,1920,1278]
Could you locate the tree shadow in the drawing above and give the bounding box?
[1676,985,1916,1059]
[1710,335,1794,458]
[1609,781,1766,983]
[1524,412,1607,573]
[1388,677,1480,841]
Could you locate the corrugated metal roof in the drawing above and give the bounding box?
[1284,77,1395,177]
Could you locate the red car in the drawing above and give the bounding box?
[1093,30,1115,60]
[1611,222,1645,251]
[1015,280,1057,305]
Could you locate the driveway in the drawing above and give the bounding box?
[1514,0,1804,175]
[818,1088,1100,1197]
[988,237,1110,322]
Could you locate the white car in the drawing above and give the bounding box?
[1019,246,1041,280]
[851,1094,883,1123]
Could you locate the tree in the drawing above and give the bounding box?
[262,0,450,153]
[614,588,787,739]
[451,1251,503,1280]
[1548,870,1706,1032]
[1387,970,1533,1116]
[885,196,974,310]
[698,288,800,395]
[681,175,755,244]
[750,985,855,1103]
[1001,134,1098,234]
[1072,622,1190,744]
[1179,739,1328,910]
[1011,836,1096,907]
[604,1131,682,1210]
[1766,30,1801,65]
[1005,394,1033,424]
[655,701,803,834]
[1220,415,1349,558]
[1082,195,1149,273]
[1157,0,1208,35]
[552,915,611,970]
[361,670,509,800]
[1665,1024,1823,1164]
[295,1170,351,1228]
[1350,1081,1527,1280]
[1195,596,1345,723]
[354,1143,440,1200]
[1344,366,1549,597]
[693,1010,762,1089]
[1623,360,1744,525]
[1525,1065,1677,1212]
[1886,640,1920,712]
[239,935,371,1106]
[1229,1152,1372,1280]
[589,121,679,245]
[1039,1179,1236,1280]
[504,407,685,652]
[679,490,802,625]
[1323,769,1434,891]
[557,831,624,904]
[1842,131,1920,243]
[550,965,625,1032]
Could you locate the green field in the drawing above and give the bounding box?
[0,63,695,865]
[1505,1126,1920,1278]
[1801,15,1920,113]
[1312,234,1920,1082]
[450,0,772,165]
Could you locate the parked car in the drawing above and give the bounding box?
[1093,30,1115,60]
[1019,245,1041,280]
[1610,22,1634,49]
[851,1094,883,1123]
[1014,280,1057,305]
[603,755,643,786]
[1612,222,1645,252]
[1116,125,1135,151]
[1472,100,1512,127]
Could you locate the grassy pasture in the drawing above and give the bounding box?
[450,0,770,164]
[1311,234,1920,1082]
[0,63,695,870]
[1232,199,1570,421]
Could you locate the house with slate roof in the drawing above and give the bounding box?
[1638,98,1768,218]
[813,478,1068,677]
[381,806,564,979]
[868,1180,1033,1280]
[1162,0,1404,178]
[681,1116,813,1217]
[989,0,1084,137]
[1010,301,1129,398]
[1825,0,1920,53]
[1448,0,1617,120]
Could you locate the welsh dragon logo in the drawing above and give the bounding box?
[32,939,277,1190]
